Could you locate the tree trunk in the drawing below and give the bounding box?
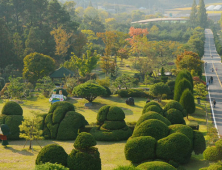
[29,140,32,150]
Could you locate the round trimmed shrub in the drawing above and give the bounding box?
[96,105,110,124]
[2,101,23,115]
[174,78,192,102]
[143,105,163,115]
[169,124,193,143]
[53,88,68,97]
[101,121,126,130]
[90,126,132,141]
[67,147,101,170]
[207,161,222,170]
[106,106,125,121]
[113,165,139,170]
[35,144,67,166]
[132,119,169,140]
[203,146,222,162]
[74,132,96,150]
[124,136,156,163]
[193,130,206,155]
[164,108,185,124]
[156,133,191,164]
[5,115,23,140]
[215,139,222,150]
[35,162,69,170]
[142,101,162,114]
[137,161,176,170]
[164,101,183,112]
[136,111,171,127]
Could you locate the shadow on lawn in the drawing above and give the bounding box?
[4,146,35,156]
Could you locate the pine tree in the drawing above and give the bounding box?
[189,0,197,27]
[197,0,208,28]
[19,114,44,149]
[179,88,195,119]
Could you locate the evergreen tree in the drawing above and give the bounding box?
[161,67,168,83]
[179,89,195,119]
[13,33,24,70]
[189,0,197,27]
[197,0,208,28]
[174,78,192,102]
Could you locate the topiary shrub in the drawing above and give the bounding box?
[90,105,132,141]
[2,101,23,115]
[164,108,185,125]
[164,100,183,112]
[142,101,162,114]
[35,162,69,170]
[42,102,88,140]
[117,89,148,98]
[35,144,67,166]
[137,161,176,170]
[113,165,139,170]
[124,136,156,163]
[175,70,193,91]
[101,86,112,97]
[156,133,192,164]
[193,130,206,155]
[166,80,175,99]
[136,111,171,127]
[203,146,222,162]
[52,88,68,97]
[143,105,163,115]
[67,132,101,170]
[132,119,169,140]
[206,161,222,170]
[174,78,192,102]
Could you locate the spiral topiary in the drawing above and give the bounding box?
[90,105,132,141]
[0,101,23,139]
[156,133,192,164]
[136,111,171,127]
[142,101,162,114]
[132,119,169,140]
[67,132,101,170]
[35,144,68,166]
[124,136,156,163]
[164,108,185,125]
[137,161,176,170]
[42,101,88,140]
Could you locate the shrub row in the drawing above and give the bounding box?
[117,89,150,98]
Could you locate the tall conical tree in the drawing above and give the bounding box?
[189,0,197,27]
[197,0,208,28]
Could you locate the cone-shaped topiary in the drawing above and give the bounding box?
[124,136,156,163]
[175,70,193,91]
[193,130,206,155]
[90,105,132,141]
[137,161,176,170]
[0,101,23,139]
[164,108,185,125]
[67,132,101,170]
[42,101,88,140]
[136,111,171,127]
[74,132,96,150]
[179,89,195,118]
[35,144,68,166]
[142,101,162,114]
[174,78,192,102]
[132,119,169,140]
[156,133,191,164]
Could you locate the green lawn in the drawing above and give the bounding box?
[0,94,212,170]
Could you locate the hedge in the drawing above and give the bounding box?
[164,108,185,125]
[2,101,23,115]
[203,146,222,162]
[74,132,96,150]
[124,136,156,163]
[137,161,176,170]
[193,130,206,155]
[5,115,23,140]
[142,101,162,114]
[67,147,101,170]
[136,111,171,127]
[34,162,69,170]
[35,144,68,166]
[90,126,132,141]
[156,133,192,164]
[117,89,149,98]
[106,106,125,121]
[101,121,126,130]
[96,105,110,124]
[132,119,169,140]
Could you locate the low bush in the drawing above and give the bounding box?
[117,89,149,98]
[164,108,185,125]
[136,111,171,127]
[74,132,96,150]
[207,161,222,170]
[106,106,125,121]
[137,161,176,170]
[124,136,156,163]
[203,146,222,162]
[193,130,206,155]
[101,121,126,130]
[156,133,192,164]
[113,165,139,170]
[90,126,132,141]
[34,162,69,170]
[142,101,162,114]
[35,144,67,166]
[2,101,23,115]
[132,119,169,140]
[5,115,23,140]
